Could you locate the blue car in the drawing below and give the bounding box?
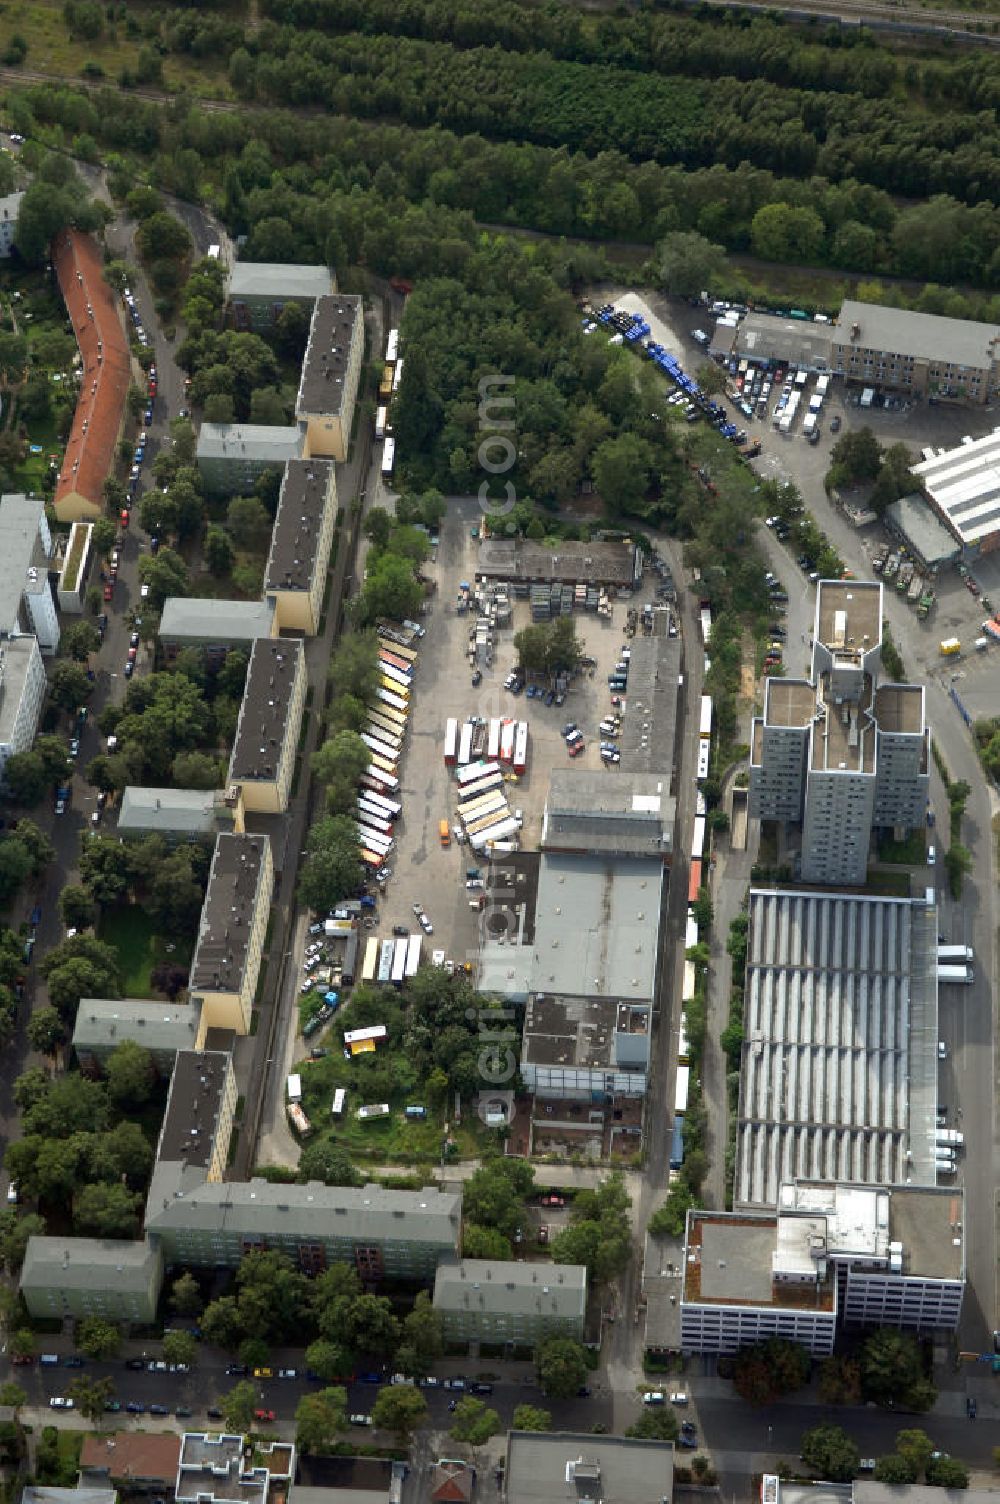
[126,1402,145,1414]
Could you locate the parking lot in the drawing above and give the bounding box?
[377,496,656,969]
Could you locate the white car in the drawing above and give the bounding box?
[432,949,446,967]
[6,1181,16,1205]
[642,1391,665,1406]
[419,913,434,935]
[140,583,150,599]
[670,1392,689,1406]
[49,1397,74,1409]
[349,1413,373,1427]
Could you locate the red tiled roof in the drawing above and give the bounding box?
[53,229,132,516]
[430,1460,475,1503]
[80,1431,181,1482]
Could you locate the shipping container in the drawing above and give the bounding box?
[377,704,407,731]
[700,608,712,645]
[287,1102,313,1137]
[456,760,499,787]
[692,816,706,861]
[361,733,399,764]
[365,765,399,793]
[500,720,516,763]
[358,798,394,826]
[699,694,713,740]
[381,640,418,664]
[365,724,402,753]
[381,437,395,477]
[378,940,395,983]
[405,934,422,977]
[937,964,973,985]
[392,358,403,393]
[487,718,501,762]
[937,945,974,962]
[682,960,697,1006]
[357,1103,390,1121]
[379,364,393,399]
[470,815,520,849]
[688,860,702,905]
[380,663,412,691]
[685,913,699,951]
[678,1014,690,1064]
[361,789,401,819]
[287,1073,302,1103]
[362,937,379,983]
[376,687,409,713]
[342,930,358,985]
[391,939,407,986]
[361,848,385,870]
[696,741,710,781]
[344,1025,388,1049]
[379,651,413,677]
[356,826,393,853]
[379,674,409,701]
[674,1064,690,1116]
[458,771,505,803]
[332,1087,346,1118]
[669,1119,685,1171]
[385,328,399,363]
[513,721,529,776]
[458,722,474,766]
[375,405,388,440]
[463,798,508,831]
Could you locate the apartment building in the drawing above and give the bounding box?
[80,1432,182,1494]
[117,786,244,842]
[264,458,338,634]
[433,1259,587,1347]
[188,834,273,1034]
[73,998,202,1075]
[176,1432,293,1504]
[681,1181,964,1357]
[831,300,1000,405]
[227,637,306,814]
[749,580,928,885]
[0,492,60,653]
[52,230,133,522]
[144,1175,462,1278]
[57,520,93,615]
[227,260,334,332]
[196,422,305,495]
[295,295,364,461]
[159,597,277,660]
[19,1236,163,1324]
[503,1433,675,1504]
[0,635,47,784]
[155,1049,237,1185]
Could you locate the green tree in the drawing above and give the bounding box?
[298,1141,361,1187]
[328,633,380,703]
[49,660,93,713]
[59,884,97,932]
[592,433,653,514]
[800,1424,860,1482]
[105,1039,155,1110]
[657,230,729,298]
[67,1375,115,1427]
[299,815,364,914]
[449,1395,500,1446]
[295,1387,347,1453]
[304,1340,356,1384]
[226,497,273,551]
[73,1182,141,1238]
[818,1356,862,1406]
[138,548,190,608]
[62,621,101,662]
[943,843,972,900]
[172,750,222,789]
[163,1330,198,1368]
[223,1379,258,1432]
[648,1184,697,1238]
[896,1429,935,1478]
[356,553,422,626]
[927,1457,969,1489]
[312,730,370,789]
[76,1317,122,1359]
[512,1404,552,1432]
[627,1407,679,1442]
[3,752,49,807]
[861,1329,934,1411]
[201,1297,243,1351]
[364,508,393,549]
[26,1008,67,1056]
[460,1224,512,1259]
[401,1292,443,1372]
[0,1382,25,1414]
[874,1455,919,1485]
[169,1272,204,1318]
[204,524,235,577]
[829,427,882,484]
[249,387,287,425]
[750,203,825,262]
[536,1338,588,1399]
[136,211,192,264]
[372,1385,428,1440]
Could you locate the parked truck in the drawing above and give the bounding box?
[939,638,961,656]
[982,618,1000,642]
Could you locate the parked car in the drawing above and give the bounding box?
[254,1409,276,1423]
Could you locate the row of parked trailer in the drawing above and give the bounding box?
[444,716,529,776]
[355,632,419,869]
[378,327,401,475]
[671,781,712,1174]
[451,756,521,850]
[358,934,423,987]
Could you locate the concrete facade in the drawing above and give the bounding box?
[188,834,273,1034]
[749,581,929,885]
[295,295,364,462]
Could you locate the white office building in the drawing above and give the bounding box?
[750,580,928,885]
[0,192,23,257]
[0,636,48,781]
[0,493,60,655]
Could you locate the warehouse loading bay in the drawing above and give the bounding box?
[377,499,654,969]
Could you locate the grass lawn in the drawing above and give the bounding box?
[877,829,928,865]
[98,905,193,996]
